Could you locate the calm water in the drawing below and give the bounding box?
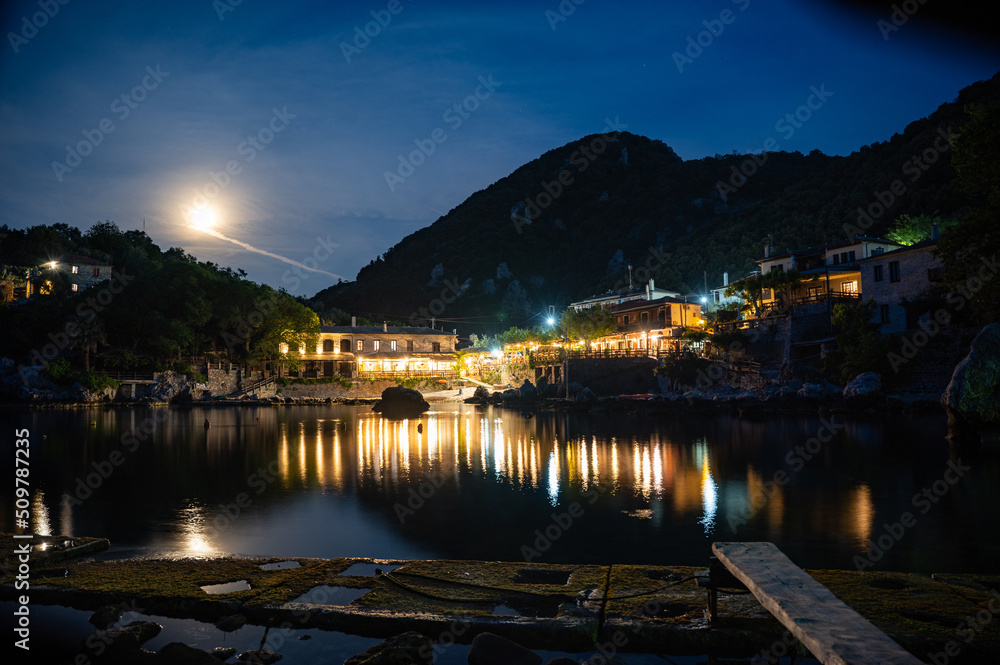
[3,403,999,573]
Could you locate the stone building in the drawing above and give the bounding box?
[858,239,943,335]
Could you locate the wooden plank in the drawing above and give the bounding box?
[712,542,922,665]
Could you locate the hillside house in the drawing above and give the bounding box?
[27,255,113,296]
[858,239,943,335]
[569,278,678,311]
[293,323,458,379]
[591,295,704,354]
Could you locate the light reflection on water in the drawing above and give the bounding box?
[2,404,996,572]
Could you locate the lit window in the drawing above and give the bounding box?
[842,281,858,294]
[71,283,79,292]
[390,340,396,351]
[71,265,78,274]
[357,340,363,352]
[372,340,380,352]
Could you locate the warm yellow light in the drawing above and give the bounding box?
[280,343,289,354]
[190,205,217,231]
[49,261,57,269]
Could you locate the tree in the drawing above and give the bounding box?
[886,213,957,246]
[560,307,617,350]
[937,102,1000,322]
[830,299,890,382]
[725,276,765,318]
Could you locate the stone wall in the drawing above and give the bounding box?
[565,357,659,396]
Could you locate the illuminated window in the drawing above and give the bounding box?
[71,265,79,274]
[372,340,380,352]
[71,284,79,292]
[390,340,396,351]
[357,340,363,352]
[842,281,858,294]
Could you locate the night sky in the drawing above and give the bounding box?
[1,0,997,296]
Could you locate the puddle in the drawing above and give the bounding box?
[200,580,251,594]
[512,569,572,585]
[291,585,368,605]
[491,604,520,616]
[339,563,401,577]
[259,560,300,571]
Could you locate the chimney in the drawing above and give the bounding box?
[383,322,387,332]
[645,282,650,300]
[931,221,940,240]
[764,242,771,259]
[453,328,457,334]
[351,316,356,327]
[649,277,655,291]
[723,271,729,287]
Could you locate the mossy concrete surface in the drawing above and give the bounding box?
[3,549,1000,660]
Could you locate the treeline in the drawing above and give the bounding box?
[0,221,320,372]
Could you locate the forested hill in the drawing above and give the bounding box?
[314,72,1000,335]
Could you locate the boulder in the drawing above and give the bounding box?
[575,387,598,405]
[467,632,541,665]
[81,621,162,663]
[344,631,432,665]
[844,372,882,400]
[155,642,220,664]
[372,385,429,416]
[797,383,826,399]
[942,323,1000,443]
[208,647,237,661]
[518,379,538,401]
[89,604,126,629]
[214,614,246,632]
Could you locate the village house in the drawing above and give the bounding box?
[591,295,704,355]
[858,238,943,335]
[718,235,904,362]
[569,278,678,311]
[291,321,458,379]
[27,254,114,296]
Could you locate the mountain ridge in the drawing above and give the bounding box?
[313,72,1000,336]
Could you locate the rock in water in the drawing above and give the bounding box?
[467,632,542,665]
[518,379,537,401]
[372,386,429,417]
[344,631,432,664]
[843,372,882,400]
[942,323,1000,443]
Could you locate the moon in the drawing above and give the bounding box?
[190,205,217,231]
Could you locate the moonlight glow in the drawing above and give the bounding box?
[190,206,217,231]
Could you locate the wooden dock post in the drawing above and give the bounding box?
[712,542,923,665]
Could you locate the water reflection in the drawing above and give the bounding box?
[9,404,989,571]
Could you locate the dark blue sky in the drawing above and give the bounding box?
[1,0,996,295]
